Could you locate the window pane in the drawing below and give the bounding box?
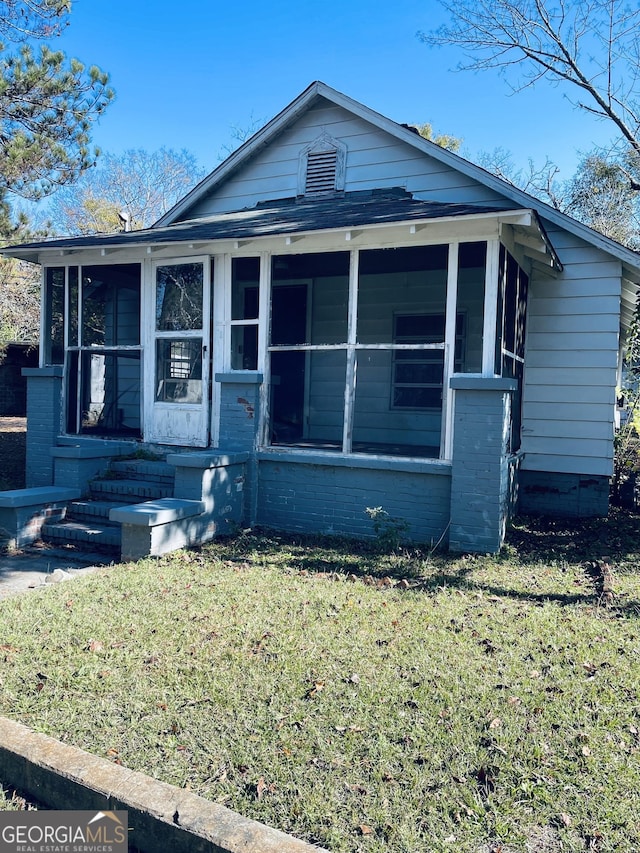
[232,258,259,320]
[231,325,258,370]
[156,262,203,331]
[270,350,346,449]
[155,338,202,403]
[358,246,448,344]
[82,265,141,347]
[44,267,65,365]
[457,242,486,373]
[271,253,349,345]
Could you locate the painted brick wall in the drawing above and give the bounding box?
[449,380,515,553]
[24,368,63,488]
[216,378,261,523]
[256,457,451,545]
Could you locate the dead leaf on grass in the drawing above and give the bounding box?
[357,824,373,836]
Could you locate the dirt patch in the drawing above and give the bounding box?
[0,417,26,491]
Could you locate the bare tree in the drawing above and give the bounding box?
[48,148,206,235]
[419,0,640,175]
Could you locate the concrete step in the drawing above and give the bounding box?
[89,479,173,502]
[66,500,135,523]
[41,520,121,551]
[109,460,175,485]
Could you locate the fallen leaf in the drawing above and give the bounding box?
[88,639,104,653]
[357,824,373,836]
[489,717,502,730]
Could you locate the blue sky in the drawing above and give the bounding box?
[55,0,617,182]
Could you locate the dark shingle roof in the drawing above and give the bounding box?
[6,193,516,255]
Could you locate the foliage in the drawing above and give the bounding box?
[612,311,640,507]
[420,0,640,167]
[564,152,640,248]
[47,148,206,235]
[365,506,411,552]
[0,518,639,850]
[409,122,462,152]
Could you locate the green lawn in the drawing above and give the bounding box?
[1,513,639,852]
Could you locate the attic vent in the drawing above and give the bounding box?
[305,149,338,194]
[298,131,347,197]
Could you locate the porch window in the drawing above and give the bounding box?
[268,245,478,458]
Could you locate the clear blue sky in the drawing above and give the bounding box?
[56,0,616,182]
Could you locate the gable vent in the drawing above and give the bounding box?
[305,149,338,194]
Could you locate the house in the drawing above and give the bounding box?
[1,81,638,559]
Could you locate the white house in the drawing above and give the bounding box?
[2,81,638,558]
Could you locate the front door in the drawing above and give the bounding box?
[145,257,211,446]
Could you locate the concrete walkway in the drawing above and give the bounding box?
[0,544,113,599]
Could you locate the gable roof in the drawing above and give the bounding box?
[156,81,640,290]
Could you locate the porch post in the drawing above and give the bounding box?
[449,376,518,553]
[22,367,64,488]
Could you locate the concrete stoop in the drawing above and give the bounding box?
[0,717,328,853]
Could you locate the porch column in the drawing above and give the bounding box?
[215,372,263,526]
[22,367,64,488]
[449,377,517,553]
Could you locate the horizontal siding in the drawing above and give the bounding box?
[525,349,618,369]
[520,234,621,479]
[186,98,504,217]
[522,418,613,440]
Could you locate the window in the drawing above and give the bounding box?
[391,313,464,410]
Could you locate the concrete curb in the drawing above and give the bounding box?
[0,717,329,853]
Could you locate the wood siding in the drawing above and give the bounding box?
[184,99,505,219]
[520,224,622,477]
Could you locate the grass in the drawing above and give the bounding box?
[0,514,639,852]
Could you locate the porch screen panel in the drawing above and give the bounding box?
[498,250,528,451]
[456,242,486,374]
[79,351,141,435]
[44,267,65,365]
[67,264,142,438]
[353,246,447,457]
[269,253,349,448]
[82,265,141,346]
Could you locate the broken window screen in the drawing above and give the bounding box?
[44,267,65,365]
[156,262,203,331]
